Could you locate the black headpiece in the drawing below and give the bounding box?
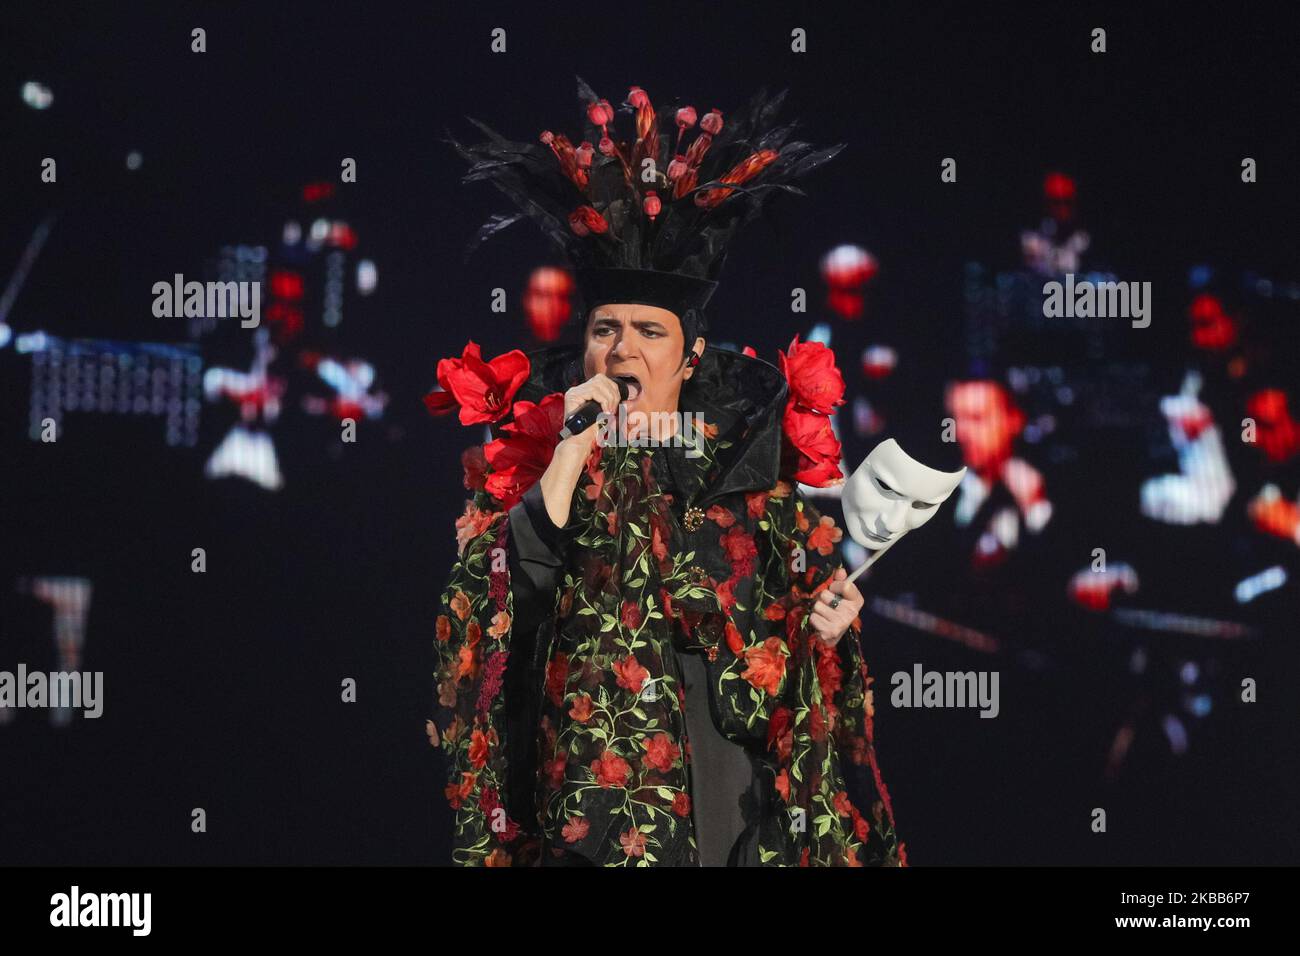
[444,76,844,352]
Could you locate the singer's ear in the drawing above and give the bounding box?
[683,337,705,377]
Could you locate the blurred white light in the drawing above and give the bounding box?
[310,218,330,244]
[17,331,49,353]
[1235,566,1286,604]
[126,151,143,171]
[1161,714,1188,755]
[807,322,832,347]
[357,259,377,294]
[22,81,53,110]
[283,221,302,245]
[0,323,11,349]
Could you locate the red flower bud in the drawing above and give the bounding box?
[587,98,613,127]
[676,105,697,129]
[539,130,554,145]
[667,154,688,180]
[627,86,649,109]
[700,108,723,134]
[575,141,594,169]
[642,190,662,221]
[568,205,609,237]
[598,135,615,156]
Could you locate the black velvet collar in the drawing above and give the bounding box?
[515,345,789,508]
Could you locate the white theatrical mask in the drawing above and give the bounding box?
[840,438,966,579]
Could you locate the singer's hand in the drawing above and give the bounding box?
[559,373,622,451]
[809,568,864,648]
[537,374,623,528]
[563,373,622,423]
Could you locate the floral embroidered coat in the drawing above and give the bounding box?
[430,345,906,867]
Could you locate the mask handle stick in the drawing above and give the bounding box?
[844,536,899,585]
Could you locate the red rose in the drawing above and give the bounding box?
[782,402,844,486]
[767,706,794,761]
[641,733,680,773]
[620,600,643,630]
[785,606,806,646]
[613,654,650,694]
[672,791,692,817]
[809,703,827,742]
[815,643,844,698]
[591,749,632,788]
[468,727,492,769]
[424,341,530,426]
[779,335,846,415]
[569,694,594,723]
[651,521,670,564]
[455,502,499,557]
[715,578,737,616]
[483,394,566,509]
[545,756,567,789]
[720,525,758,578]
[706,504,736,528]
[854,812,871,841]
[660,588,675,621]
[445,771,475,810]
[545,652,569,707]
[741,637,787,696]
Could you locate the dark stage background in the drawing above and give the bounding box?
[2,3,1297,865]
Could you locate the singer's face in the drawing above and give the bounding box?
[583,303,702,418]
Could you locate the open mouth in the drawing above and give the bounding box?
[612,373,641,402]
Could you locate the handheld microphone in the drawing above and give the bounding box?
[559,378,629,440]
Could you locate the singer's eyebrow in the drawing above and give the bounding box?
[592,315,668,333]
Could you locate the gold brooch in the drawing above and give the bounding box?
[706,646,719,662]
[687,565,708,585]
[683,506,705,532]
